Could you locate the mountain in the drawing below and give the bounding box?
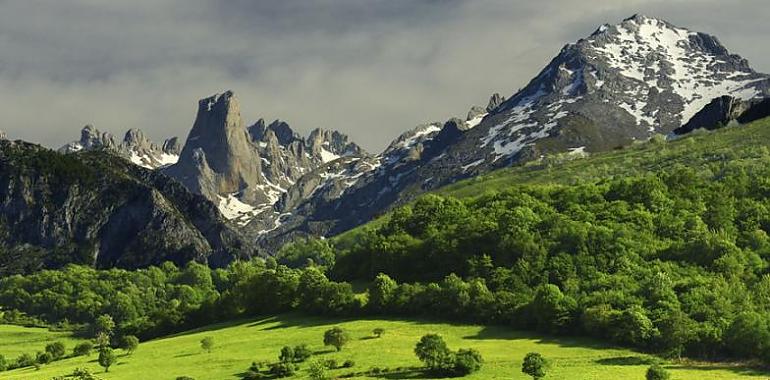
[255,15,770,247]
[60,125,181,169]
[0,139,253,274]
[163,91,366,227]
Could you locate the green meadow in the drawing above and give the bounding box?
[1,314,767,380]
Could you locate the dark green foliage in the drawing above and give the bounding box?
[277,238,336,269]
[646,364,670,380]
[323,327,351,351]
[293,344,312,362]
[45,341,66,360]
[200,337,214,353]
[176,377,195,380]
[36,351,53,364]
[279,346,294,363]
[373,327,385,338]
[521,352,547,380]
[73,341,93,357]
[413,334,456,374]
[342,359,355,368]
[269,362,295,378]
[120,335,139,355]
[15,353,35,368]
[97,347,116,372]
[0,354,6,371]
[453,348,483,376]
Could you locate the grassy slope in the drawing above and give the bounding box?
[1,314,766,380]
[336,118,770,245]
[0,324,85,360]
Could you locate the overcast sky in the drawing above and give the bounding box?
[1,0,769,152]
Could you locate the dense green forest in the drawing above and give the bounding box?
[4,121,770,369]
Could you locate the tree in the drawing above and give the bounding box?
[453,348,483,375]
[414,334,454,373]
[373,327,385,338]
[200,337,214,353]
[120,335,139,355]
[94,315,115,338]
[73,341,94,357]
[45,341,66,360]
[646,364,670,380]
[369,273,398,311]
[279,346,294,363]
[307,359,328,380]
[98,347,117,372]
[323,327,351,351]
[521,352,547,380]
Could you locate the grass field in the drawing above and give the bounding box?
[0,314,767,380]
[0,324,86,361]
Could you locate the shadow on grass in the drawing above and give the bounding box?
[672,363,770,377]
[596,355,656,366]
[173,352,197,358]
[340,366,447,379]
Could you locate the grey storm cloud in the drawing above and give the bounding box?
[1,0,769,152]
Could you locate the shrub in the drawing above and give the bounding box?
[36,351,53,365]
[373,327,385,338]
[324,359,338,369]
[343,359,355,368]
[279,346,294,363]
[45,341,67,360]
[294,344,312,362]
[269,362,295,378]
[73,341,94,357]
[16,353,35,368]
[308,359,328,380]
[453,348,483,375]
[120,335,140,355]
[176,377,195,380]
[0,354,7,371]
[200,337,214,353]
[646,364,671,380]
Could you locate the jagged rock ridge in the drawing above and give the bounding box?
[163,91,366,227]
[60,125,180,169]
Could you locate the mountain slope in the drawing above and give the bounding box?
[0,140,252,274]
[335,115,770,247]
[259,15,770,247]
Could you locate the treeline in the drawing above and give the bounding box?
[4,160,770,364]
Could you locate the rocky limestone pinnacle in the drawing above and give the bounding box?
[165,90,265,203]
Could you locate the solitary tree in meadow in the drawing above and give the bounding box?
[323,327,351,351]
[45,341,66,360]
[98,347,117,372]
[373,328,385,338]
[200,336,214,353]
[521,352,547,380]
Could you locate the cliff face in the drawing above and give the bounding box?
[0,139,253,275]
